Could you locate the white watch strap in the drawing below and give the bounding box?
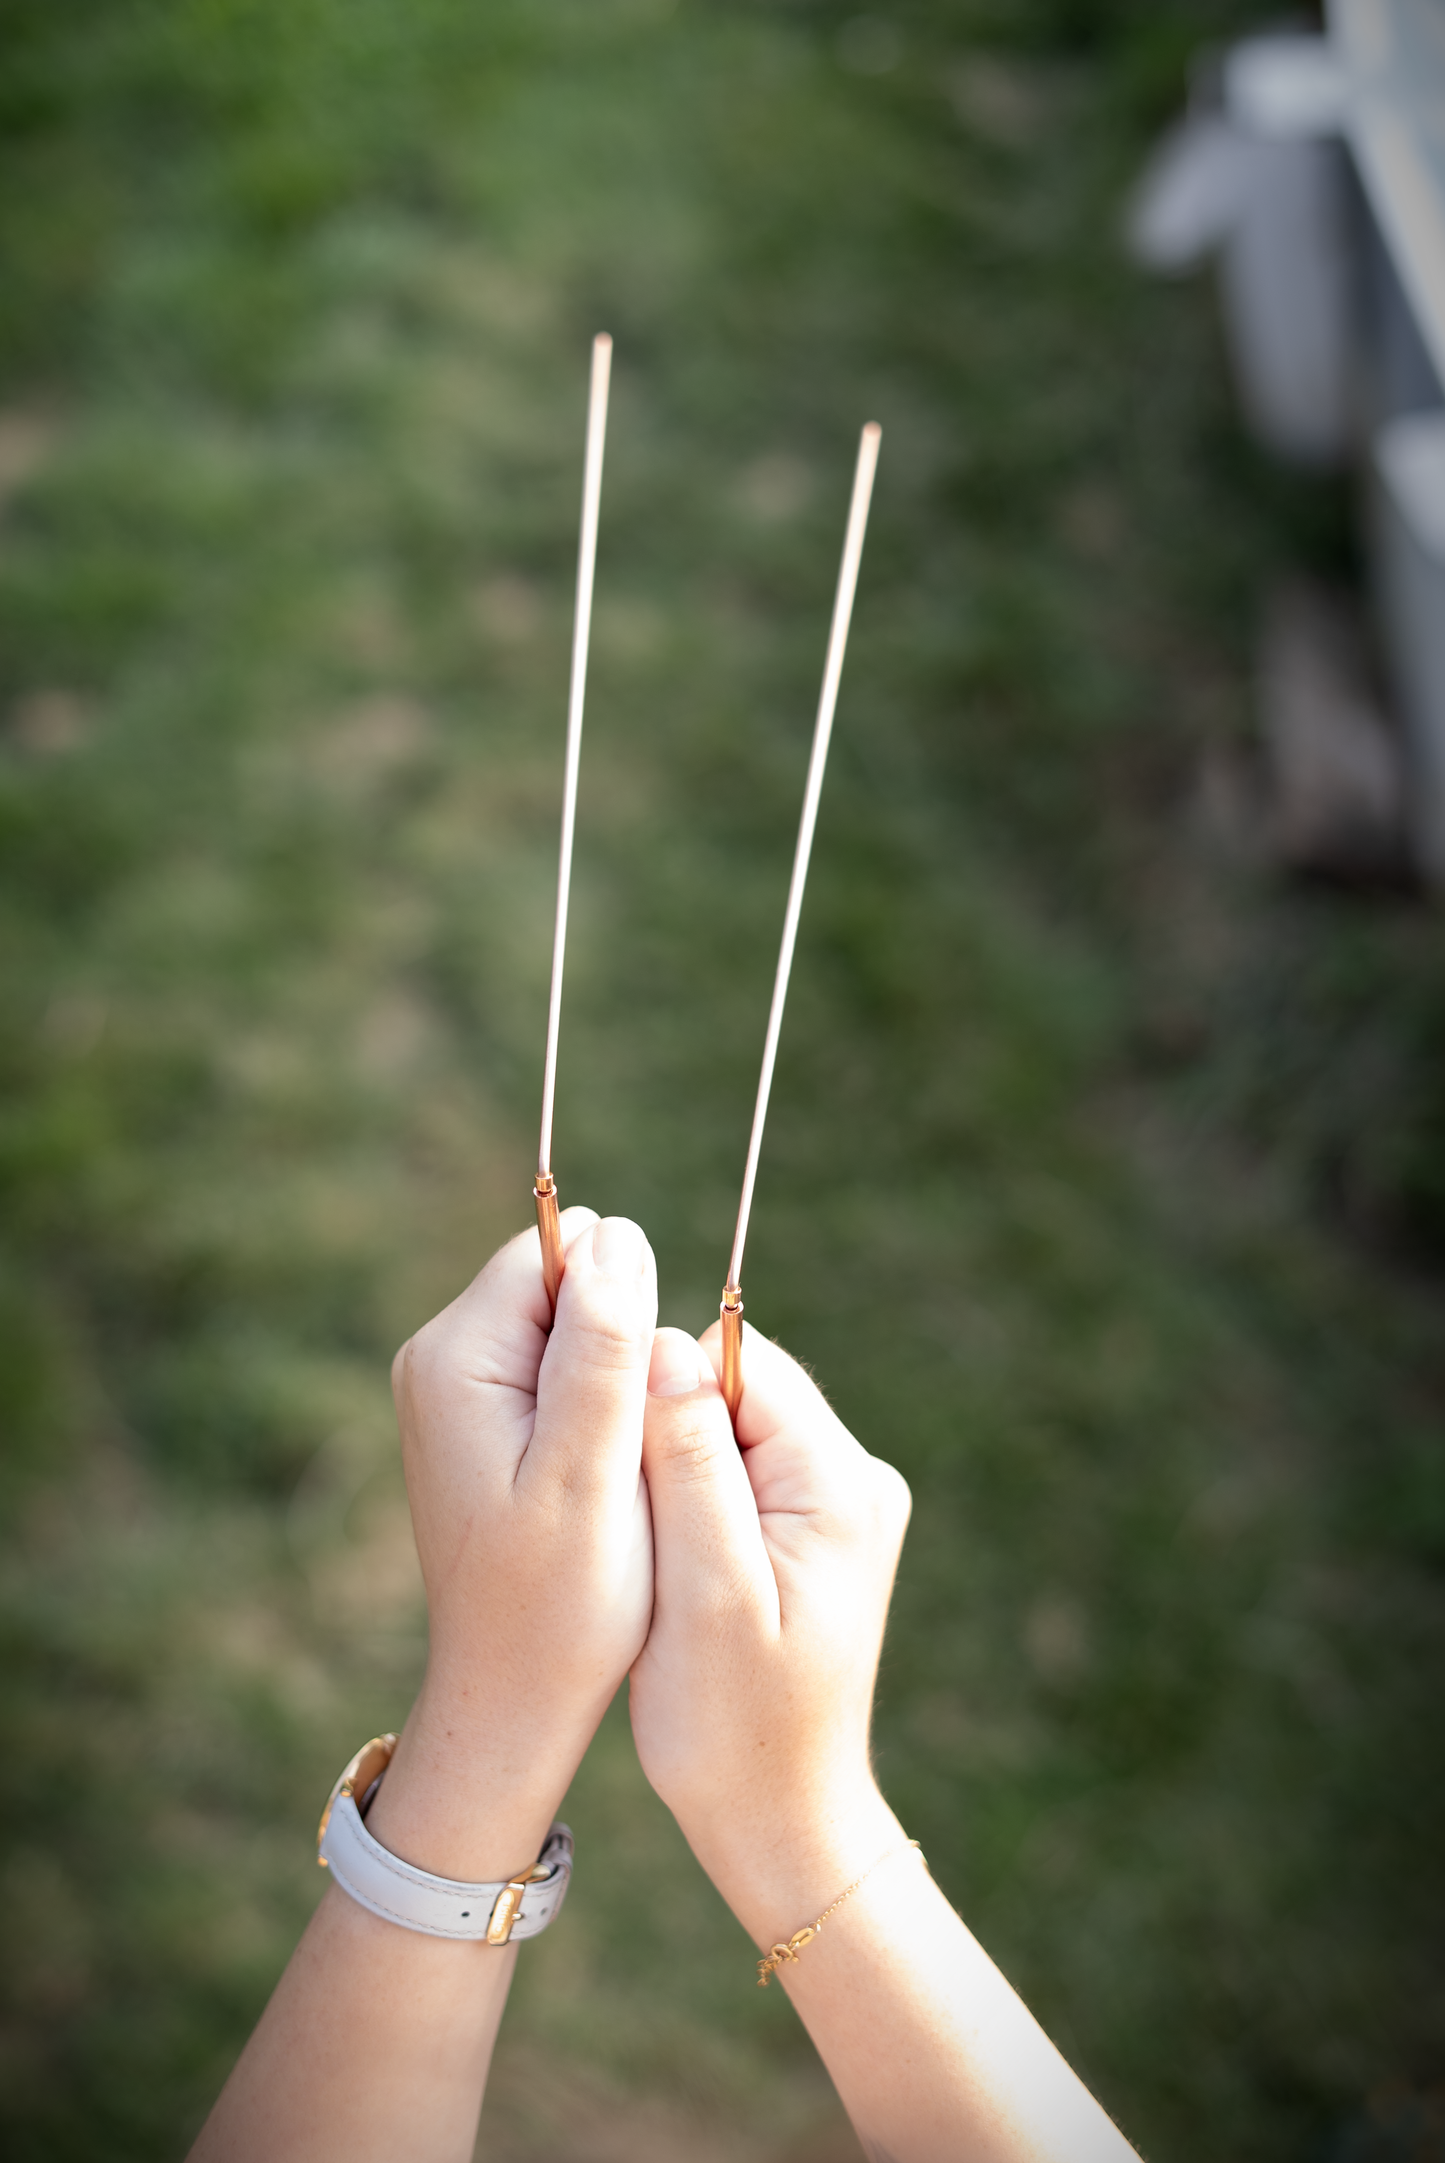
[320,1796,574,1943]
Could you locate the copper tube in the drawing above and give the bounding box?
[535,1174,564,1312]
[720,1285,744,1424]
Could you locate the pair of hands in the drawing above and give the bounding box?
[365,1207,913,1945]
[200,1206,1141,2163]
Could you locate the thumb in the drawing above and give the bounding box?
[642,1329,776,1627]
[528,1215,657,1500]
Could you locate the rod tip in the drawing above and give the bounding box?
[862,420,882,444]
[593,332,613,355]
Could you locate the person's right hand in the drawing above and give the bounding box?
[627,1321,914,1944]
[629,1325,1143,2163]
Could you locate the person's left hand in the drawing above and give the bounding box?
[363,1205,657,1882]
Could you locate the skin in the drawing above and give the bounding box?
[190,1207,656,2163]
[190,1211,1140,2163]
[634,1322,1139,2163]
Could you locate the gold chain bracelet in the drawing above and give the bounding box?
[757,1839,924,1986]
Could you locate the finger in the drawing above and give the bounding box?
[641,1329,776,1629]
[392,1206,600,1416]
[697,1321,910,1541]
[527,1216,658,1502]
[698,1319,852,1451]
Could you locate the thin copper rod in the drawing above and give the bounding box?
[721,423,881,1392]
[533,334,612,1313]
[538,331,612,1186]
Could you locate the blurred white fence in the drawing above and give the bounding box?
[1130,1,1445,882]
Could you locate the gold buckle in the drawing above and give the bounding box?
[485,1862,553,1945]
[317,1734,398,1863]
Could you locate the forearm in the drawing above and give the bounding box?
[189,1689,579,2163]
[190,1882,517,2163]
[712,1792,1139,2163]
[782,1876,1136,2162]
[192,1208,658,2162]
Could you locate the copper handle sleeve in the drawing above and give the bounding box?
[720,1286,743,1423]
[535,1175,565,1311]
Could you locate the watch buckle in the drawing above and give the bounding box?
[485,1861,552,1945]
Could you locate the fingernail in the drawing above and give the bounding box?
[592,1215,648,1282]
[648,1329,706,1397]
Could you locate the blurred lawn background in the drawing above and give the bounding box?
[2,0,1444,2157]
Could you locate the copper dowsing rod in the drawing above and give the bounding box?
[535,332,613,1310]
[720,421,882,1420]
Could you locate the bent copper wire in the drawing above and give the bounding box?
[719,422,882,1421]
[535,333,613,1311]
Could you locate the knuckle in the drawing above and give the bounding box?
[655,1414,723,1482]
[565,1291,651,1371]
[390,1333,417,1406]
[702,1574,759,1640]
[870,1457,912,1532]
[391,1312,476,1416]
[396,1312,448,1385]
[546,1450,612,1508]
[572,1320,650,1375]
[879,1458,912,1519]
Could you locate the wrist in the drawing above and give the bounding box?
[685,1778,905,1948]
[361,1681,589,1883]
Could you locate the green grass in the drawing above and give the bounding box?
[2,2,1444,2157]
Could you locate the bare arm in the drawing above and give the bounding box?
[630,1325,1140,2163]
[190,1208,658,2163]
